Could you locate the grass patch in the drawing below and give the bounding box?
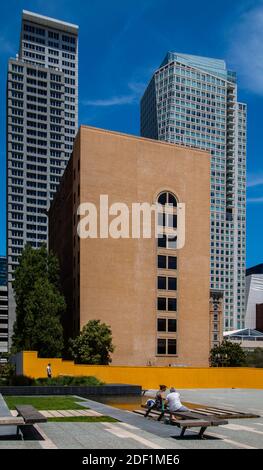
[47,416,118,423]
[4,395,87,411]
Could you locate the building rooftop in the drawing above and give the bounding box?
[79,125,210,155]
[160,51,236,83]
[224,328,263,340]
[246,264,263,276]
[22,10,79,34]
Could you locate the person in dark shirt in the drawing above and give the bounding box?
[144,385,167,417]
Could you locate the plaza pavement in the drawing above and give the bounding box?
[0,389,263,449]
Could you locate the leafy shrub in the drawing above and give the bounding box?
[210,340,246,367]
[9,375,35,386]
[0,377,8,385]
[35,375,103,386]
[245,348,263,368]
[0,362,16,380]
[1,372,102,387]
[69,320,114,364]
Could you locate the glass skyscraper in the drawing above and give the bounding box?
[6,11,79,345]
[141,52,246,330]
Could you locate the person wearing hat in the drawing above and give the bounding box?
[165,387,189,418]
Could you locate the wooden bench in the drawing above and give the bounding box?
[143,406,228,438]
[170,417,228,438]
[15,405,47,424]
[0,416,25,426]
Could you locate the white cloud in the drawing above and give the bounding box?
[229,3,263,94]
[247,197,263,203]
[127,81,146,94]
[82,81,146,107]
[83,95,136,107]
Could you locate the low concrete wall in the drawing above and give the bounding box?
[12,351,263,390]
[0,384,141,396]
[0,394,16,436]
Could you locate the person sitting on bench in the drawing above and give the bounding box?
[165,387,189,419]
[144,384,167,417]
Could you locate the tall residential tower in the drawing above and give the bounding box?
[0,257,8,355]
[6,11,79,344]
[141,52,246,330]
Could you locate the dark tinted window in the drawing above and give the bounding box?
[168,339,177,354]
[168,277,177,290]
[158,235,166,248]
[168,256,177,270]
[157,338,166,354]
[158,193,167,205]
[157,318,166,332]
[158,276,166,290]
[168,319,177,332]
[168,214,177,228]
[168,298,177,311]
[157,297,166,310]
[168,193,177,207]
[158,255,166,269]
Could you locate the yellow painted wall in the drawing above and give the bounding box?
[19,351,263,389]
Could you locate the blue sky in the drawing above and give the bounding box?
[0,0,262,267]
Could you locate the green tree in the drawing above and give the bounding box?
[210,340,246,367]
[12,244,65,357]
[69,320,114,364]
[245,348,263,368]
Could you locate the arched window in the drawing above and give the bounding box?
[157,191,178,249]
[157,191,177,207]
[156,191,178,358]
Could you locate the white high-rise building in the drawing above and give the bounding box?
[141,52,246,330]
[6,11,79,345]
[245,264,263,329]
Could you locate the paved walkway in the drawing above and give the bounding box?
[0,389,263,449]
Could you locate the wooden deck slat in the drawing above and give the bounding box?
[141,403,260,419]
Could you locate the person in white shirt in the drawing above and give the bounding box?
[46,363,52,379]
[165,387,189,417]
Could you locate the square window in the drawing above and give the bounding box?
[168,214,177,228]
[168,277,177,290]
[158,276,166,290]
[168,319,177,332]
[158,213,165,226]
[157,297,166,310]
[168,339,177,354]
[168,298,177,311]
[157,338,166,354]
[167,235,177,249]
[168,256,177,270]
[158,255,166,269]
[158,235,166,248]
[157,318,166,332]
